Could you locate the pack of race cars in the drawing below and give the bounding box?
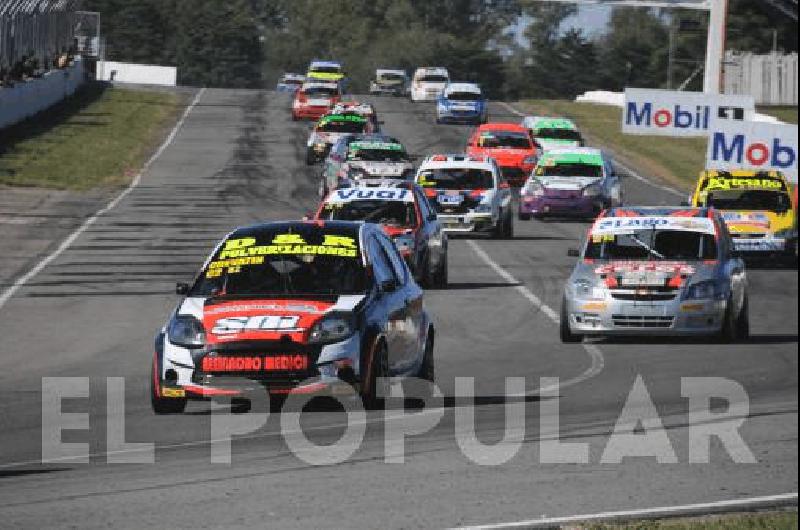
[150,61,798,413]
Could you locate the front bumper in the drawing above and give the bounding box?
[293,105,330,120]
[436,212,495,233]
[159,333,362,399]
[565,296,727,336]
[437,110,482,123]
[520,195,601,217]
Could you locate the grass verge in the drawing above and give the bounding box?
[518,99,707,191]
[757,106,798,125]
[574,510,797,530]
[0,84,186,190]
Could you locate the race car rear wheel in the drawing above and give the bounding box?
[736,295,750,341]
[361,339,389,410]
[716,296,739,343]
[560,298,581,343]
[150,359,187,415]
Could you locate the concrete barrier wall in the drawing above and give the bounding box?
[0,58,86,130]
[96,61,177,86]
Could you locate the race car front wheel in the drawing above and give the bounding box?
[361,339,389,410]
[150,357,187,414]
[560,298,581,344]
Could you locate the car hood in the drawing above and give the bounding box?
[308,131,347,146]
[181,296,364,345]
[720,210,793,234]
[571,260,716,289]
[347,160,413,176]
[538,175,600,191]
[472,148,533,166]
[537,139,580,151]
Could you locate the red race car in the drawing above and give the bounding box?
[292,81,342,121]
[466,123,539,187]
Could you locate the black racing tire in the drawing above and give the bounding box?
[736,295,750,341]
[150,360,187,415]
[433,251,448,288]
[361,340,389,410]
[268,392,288,413]
[305,149,317,166]
[503,213,514,239]
[716,296,738,344]
[518,212,531,221]
[418,330,435,382]
[560,297,581,343]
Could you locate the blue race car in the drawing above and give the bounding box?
[276,73,305,93]
[436,83,488,125]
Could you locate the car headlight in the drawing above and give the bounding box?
[582,183,603,197]
[308,313,355,344]
[167,315,206,348]
[683,280,727,301]
[524,181,545,197]
[523,155,538,165]
[572,278,604,300]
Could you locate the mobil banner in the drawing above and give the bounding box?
[622,88,755,137]
[706,120,797,182]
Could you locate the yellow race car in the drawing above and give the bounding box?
[306,60,345,82]
[689,170,797,258]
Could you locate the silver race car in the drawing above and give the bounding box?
[561,207,749,343]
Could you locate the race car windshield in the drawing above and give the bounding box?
[311,66,341,74]
[585,229,717,261]
[447,92,481,101]
[348,148,408,162]
[318,120,367,133]
[303,86,337,97]
[538,163,602,178]
[191,230,367,296]
[379,73,405,82]
[418,168,494,190]
[535,128,581,141]
[477,132,531,149]
[419,75,448,83]
[321,200,418,228]
[704,190,792,213]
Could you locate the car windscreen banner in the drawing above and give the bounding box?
[622,88,755,137]
[705,120,797,183]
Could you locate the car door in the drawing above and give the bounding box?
[414,188,439,272]
[376,234,422,374]
[367,234,408,374]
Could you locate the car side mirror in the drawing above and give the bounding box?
[379,278,398,293]
[302,211,314,221]
[428,213,438,222]
[176,282,190,295]
[567,248,580,258]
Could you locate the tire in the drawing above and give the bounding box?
[268,392,287,413]
[736,296,750,341]
[504,213,514,239]
[560,297,581,343]
[418,331,435,382]
[305,149,316,166]
[150,357,187,414]
[518,212,531,221]
[716,297,738,344]
[433,251,448,288]
[361,340,389,410]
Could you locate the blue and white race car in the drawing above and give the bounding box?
[436,83,487,125]
[276,73,305,93]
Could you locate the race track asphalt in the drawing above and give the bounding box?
[0,89,796,529]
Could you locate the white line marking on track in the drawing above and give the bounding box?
[0,88,208,311]
[498,101,686,198]
[452,492,799,529]
[466,240,604,396]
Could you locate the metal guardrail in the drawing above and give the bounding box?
[1,0,80,73]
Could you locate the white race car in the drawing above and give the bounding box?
[410,67,450,102]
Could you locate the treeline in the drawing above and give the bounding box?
[87,0,797,96]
